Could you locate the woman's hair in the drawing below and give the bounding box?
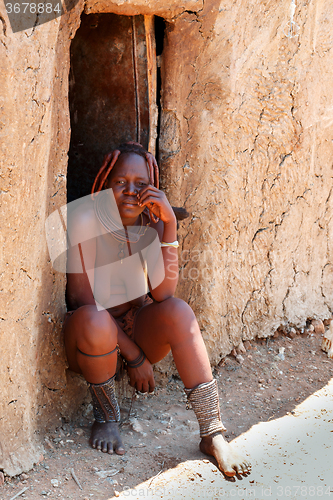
[91,142,159,198]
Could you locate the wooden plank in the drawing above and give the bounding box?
[144,15,158,156]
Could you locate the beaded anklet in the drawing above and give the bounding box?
[184,379,226,437]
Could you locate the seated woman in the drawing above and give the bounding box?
[63,142,251,477]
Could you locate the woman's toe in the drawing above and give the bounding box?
[223,465,237,477]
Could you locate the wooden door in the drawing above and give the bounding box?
[67,13,156,202]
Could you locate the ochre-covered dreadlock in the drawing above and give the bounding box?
[91,142,159,198]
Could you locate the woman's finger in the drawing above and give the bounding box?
[149,377,156,393]
[141,381,149,393]
[138,196,162,208]
[138,191,163,204]
[138,188,158,198]
[139,185,160,196]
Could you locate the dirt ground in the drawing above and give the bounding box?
[1,323,333,500]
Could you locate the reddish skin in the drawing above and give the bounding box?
[64,153,251,476]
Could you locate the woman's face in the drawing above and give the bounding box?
[106,152,150,223]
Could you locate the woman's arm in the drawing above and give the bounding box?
[149,218,179,301]
[137,187,179,301]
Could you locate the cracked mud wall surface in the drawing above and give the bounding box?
[1,0,333,476]
[0,2,88,476]
[158,0,333,365]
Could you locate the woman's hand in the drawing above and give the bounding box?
[137,186,176,225]
[127,357,156,394]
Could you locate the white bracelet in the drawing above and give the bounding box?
[161,240,179,248]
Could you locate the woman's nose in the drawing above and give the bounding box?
[124,182,138,194]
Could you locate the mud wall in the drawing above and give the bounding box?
[159,0,333,363]
[0,2,87,476]
[1,0,333,475]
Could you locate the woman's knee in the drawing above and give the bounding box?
[158,297,196,327]
[72,305,117,351]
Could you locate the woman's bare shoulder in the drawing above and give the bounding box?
[67,198,98,243]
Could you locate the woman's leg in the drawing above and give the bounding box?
[133,297,251,477]
[63,305,124,455]
[133,298,211,387]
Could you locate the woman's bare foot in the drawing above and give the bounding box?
[89,421,125,455]
[200,432,251,477]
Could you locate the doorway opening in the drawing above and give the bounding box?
[67,12,166,203]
